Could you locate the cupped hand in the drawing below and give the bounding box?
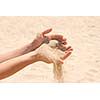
[31,28,67,50]
[35,44,73,64]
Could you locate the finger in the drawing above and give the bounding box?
[65,49,73,53]
[42,28,52,35]
[58,45,67,51]
[65,46,72,51]
[63,38,67,41]
[61,41,67,45]
[61,51,72,60]
[49,35,63,41]
[61,45,67,49]
[58,45,72,51]
[65,47,73,53]
[58,60,64,64]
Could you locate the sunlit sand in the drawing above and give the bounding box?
[0,16,100,82]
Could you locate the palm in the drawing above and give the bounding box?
[36,43,72,64]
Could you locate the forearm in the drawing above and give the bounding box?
[0,42,34,63]
[0,51,38,80]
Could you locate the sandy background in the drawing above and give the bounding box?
[0,16,100,82]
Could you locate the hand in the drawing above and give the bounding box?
[35,44,73,64]
[31,28,67,50]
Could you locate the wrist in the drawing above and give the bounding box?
[23,42,38,53]
[26,50,40,63]
[26,42,34,52]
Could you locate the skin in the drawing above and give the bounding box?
[0,28,67,63]
[0,28,73,80]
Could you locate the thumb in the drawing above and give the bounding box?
[42,28,52,35]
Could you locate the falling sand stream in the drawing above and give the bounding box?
[47,40,65,82]
[53,61,63,82]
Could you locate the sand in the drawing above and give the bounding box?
[0,16,100,83]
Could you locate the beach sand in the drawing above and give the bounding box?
[0,16,100,83]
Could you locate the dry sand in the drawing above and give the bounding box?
[0,16,100,83]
